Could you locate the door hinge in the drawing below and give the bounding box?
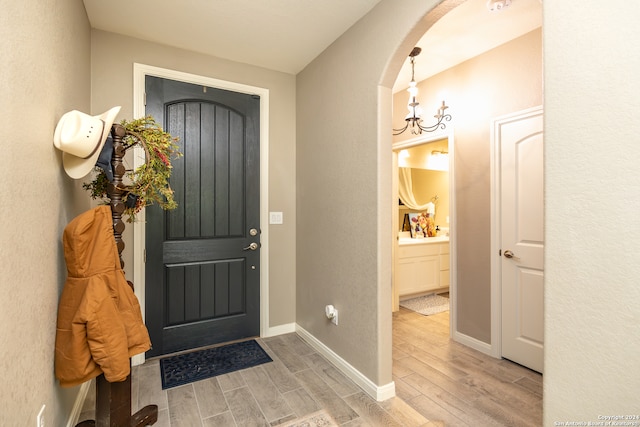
[143,248,146,263]
[143,92,147,106]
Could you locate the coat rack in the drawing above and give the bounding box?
[77,124,158,426]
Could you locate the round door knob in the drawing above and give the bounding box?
[504,250,515,258]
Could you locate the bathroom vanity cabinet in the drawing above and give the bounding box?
[397,237,450,297]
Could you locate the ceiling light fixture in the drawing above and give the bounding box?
[393,47,451,136]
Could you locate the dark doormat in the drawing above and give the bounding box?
[159,339,272,389]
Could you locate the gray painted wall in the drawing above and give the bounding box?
[0,0,92,425]
[296,0,464,386]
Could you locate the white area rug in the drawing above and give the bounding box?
[278,410,338,427]
[400,294,449,316]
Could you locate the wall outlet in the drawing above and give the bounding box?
[325,305,339,325]
[37,405,45,427]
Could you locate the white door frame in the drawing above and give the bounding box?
[391,130,457,338]
[490,105,544,359]
[131,63,271,365]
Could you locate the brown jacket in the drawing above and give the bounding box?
[55,206,151,387]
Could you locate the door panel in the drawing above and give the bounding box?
[145,76,260,357]
[499,107,544,373]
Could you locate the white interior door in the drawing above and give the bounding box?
[498,106,544,373]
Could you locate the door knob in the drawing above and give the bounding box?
[243,242,259,251]
[504,250,515,259]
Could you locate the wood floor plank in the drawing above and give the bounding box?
[262,336,309,373]
[193,378,228,419]
[392,344,410,361]
[392,376,422,402]
[261,360,303,394]
[202,410,236,427]
[408,394,468,427]
[472,395,540,427]
[224,386,270,426]
[378,396,432,427]
[396,357,481,403]
[240,366,294,423]
[304,352,360,397]
[401,342,470,380]
[403,372,505,427]
[278,333,316,356]
[282,387,321,418]
[457,368,542,413]
[167,385,203,427]
[155,408,171,427]
[135,363,169,412]
[392,358,415,379]
[514,376,543,398]
[294,368,360,425]
[217,371,246,392]
[344,391,405,426]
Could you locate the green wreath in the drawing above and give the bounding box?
[82,116,182,222]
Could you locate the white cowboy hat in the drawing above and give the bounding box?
[53,106,121,179]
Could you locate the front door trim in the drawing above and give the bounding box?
[132,63,270,365]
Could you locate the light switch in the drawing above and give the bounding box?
[269,211,283,224]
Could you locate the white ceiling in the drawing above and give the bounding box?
[394,0,542,92]
[83,0,541,90]
[82,0,383,74]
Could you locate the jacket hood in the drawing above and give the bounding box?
[63,206,121,278]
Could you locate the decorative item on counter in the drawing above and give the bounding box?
[402,213,411,232]
[82,115,182,222]
[408,213,423,238]
[408,212,437,238]
[425,213,436,237]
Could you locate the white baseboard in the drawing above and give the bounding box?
[132,353,145,366]
[452,330,495,357]
[264,322,296,337]
[295,325,395,402]
[66,381,91,427]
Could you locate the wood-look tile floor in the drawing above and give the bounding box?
[393,308,543,426]
[79,308,542,426]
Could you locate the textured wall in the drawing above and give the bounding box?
[393,29,543,343]
[90,30,297,328]
[0,0,91,425]
[543,0,640,422]
[296,0,464,385]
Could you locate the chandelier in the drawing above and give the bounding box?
[393,47,451,136]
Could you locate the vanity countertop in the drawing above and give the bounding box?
[398,236,449,245]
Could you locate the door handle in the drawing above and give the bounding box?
[243,242,260,251]
[503,250,515,259]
